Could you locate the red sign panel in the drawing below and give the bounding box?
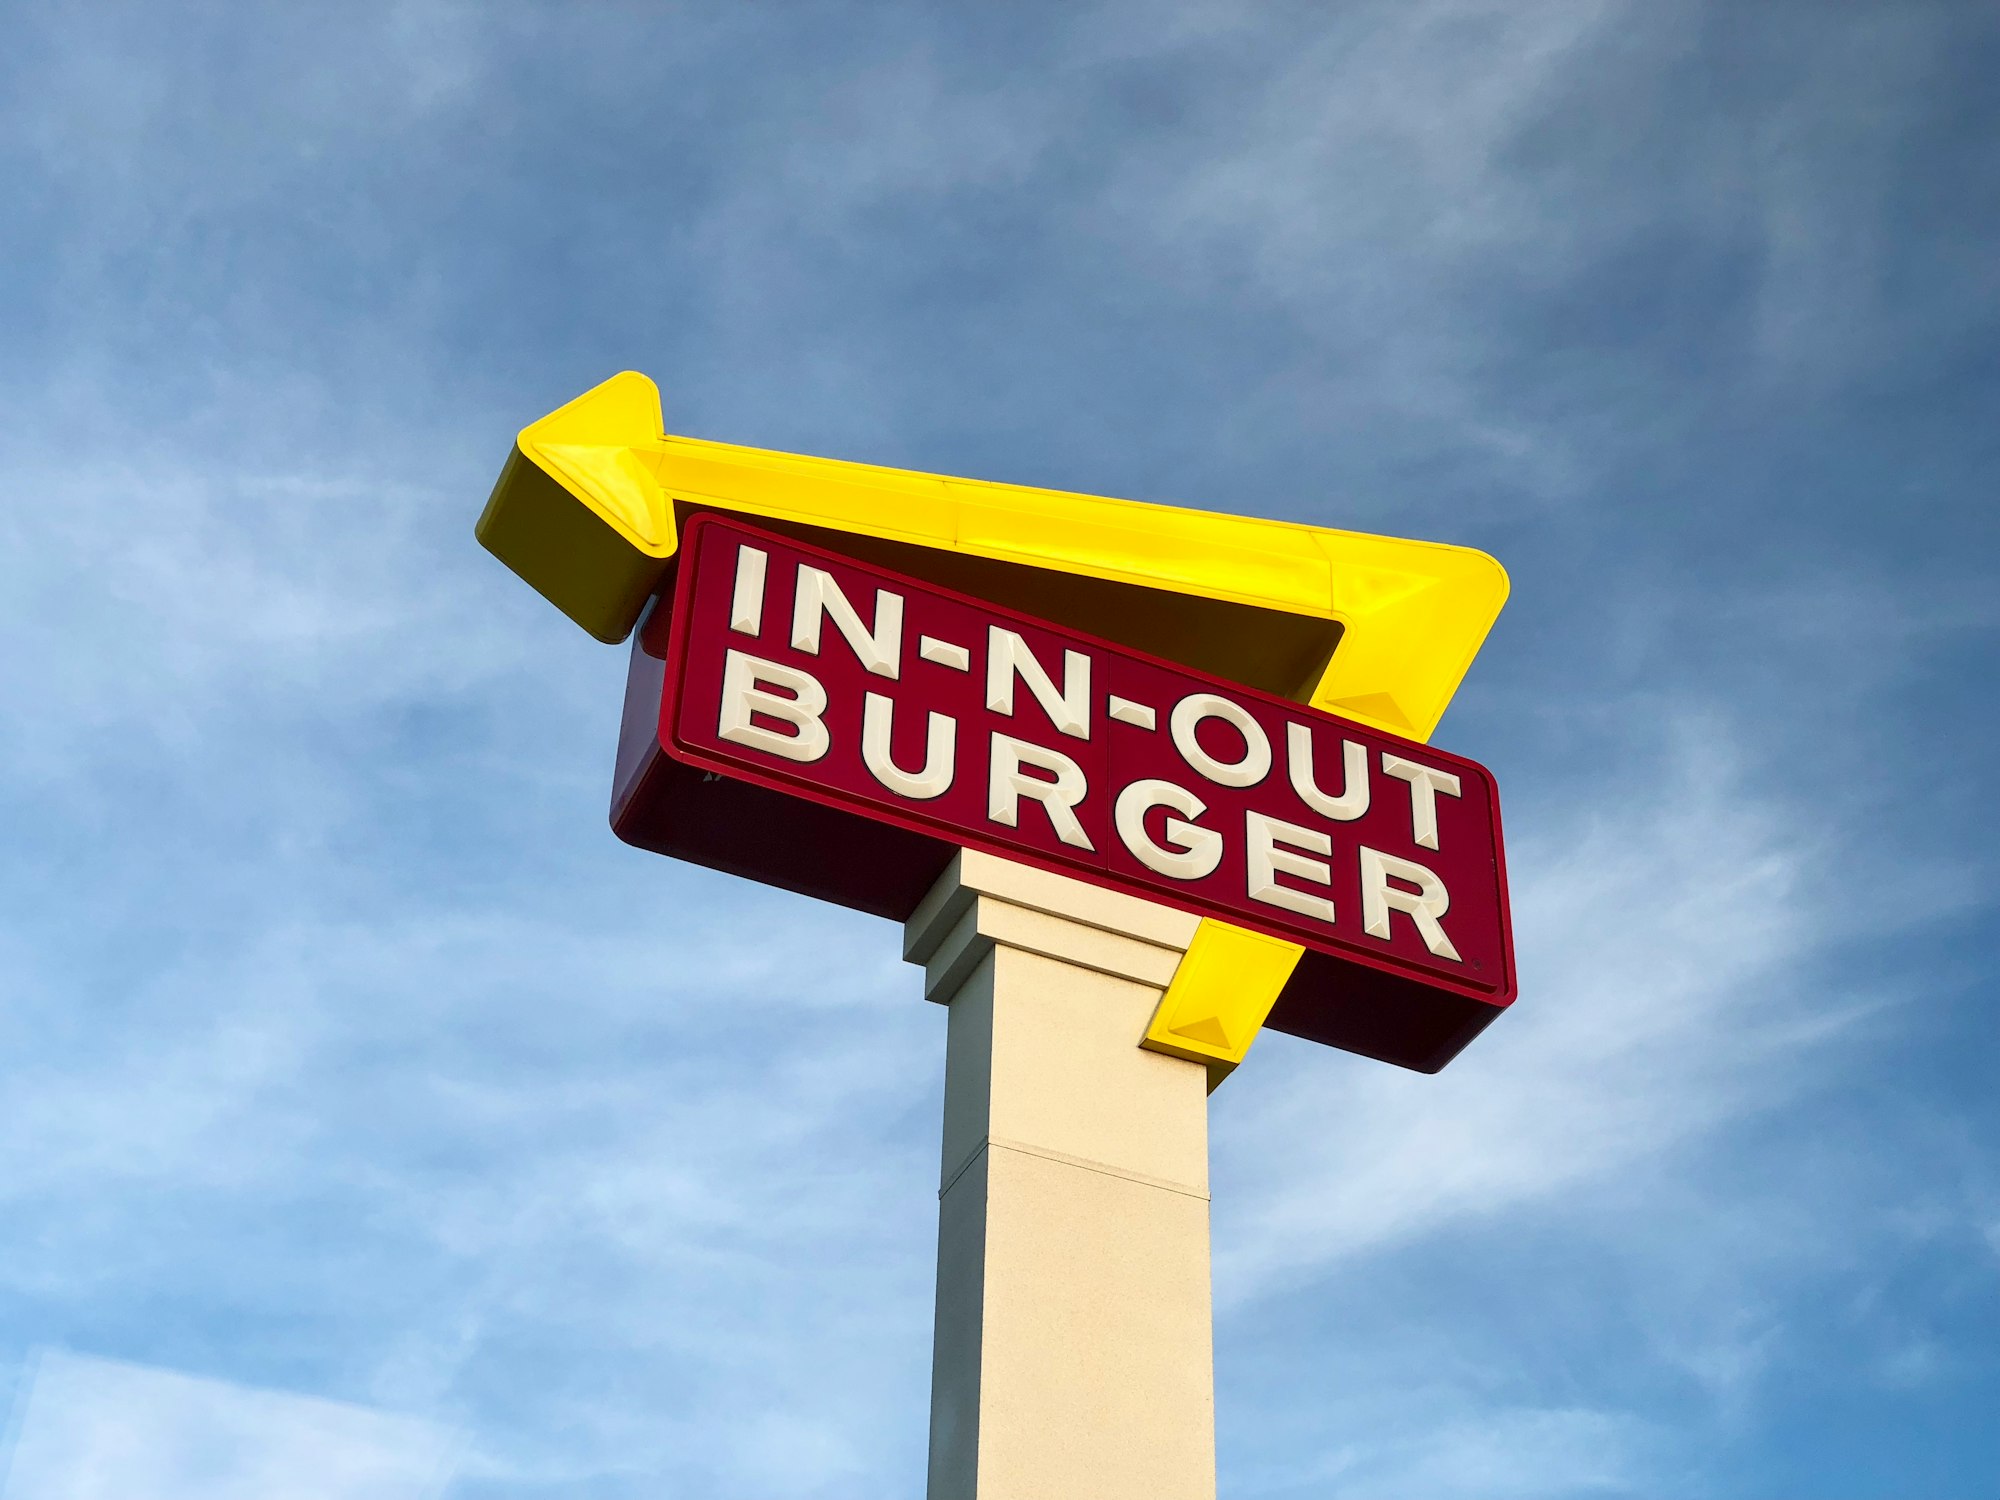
[613,514,1516,1071]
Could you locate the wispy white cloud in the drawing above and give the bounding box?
[1216,712,1826,1292]
[0,408,944,1492]
[1292,1403,1657,1500]
[0,1350,454,1500]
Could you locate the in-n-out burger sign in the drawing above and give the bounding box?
[614,515,1515,1071]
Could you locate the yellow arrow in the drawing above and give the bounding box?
[477,372,1509,1082]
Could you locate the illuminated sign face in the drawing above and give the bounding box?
[615,516,1515,1062]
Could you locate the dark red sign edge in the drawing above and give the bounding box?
[652,512,1518,1011]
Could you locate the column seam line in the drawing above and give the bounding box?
[938,1136,1210,1203]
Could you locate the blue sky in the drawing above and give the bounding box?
[2,2,1996,1495]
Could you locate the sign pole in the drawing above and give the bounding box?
[905,851,1216,1500]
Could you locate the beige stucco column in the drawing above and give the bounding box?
[903,850,1215,1500]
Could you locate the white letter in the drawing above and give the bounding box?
[730,544,767,635]
[985,628,1089,739]
[1381,755,1462,850]
[1107,696,1156,730]
[988,733,1095,849]
[1358,846,1461,960]
[861,693,956,801]
[1114,778,1223,881]
[918,636,970,670]
[1170,692,1272,787]
[791,564,903,678]
[1288,722,1369,820]
[717,649,830,764]
[1245,810,1335,924]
